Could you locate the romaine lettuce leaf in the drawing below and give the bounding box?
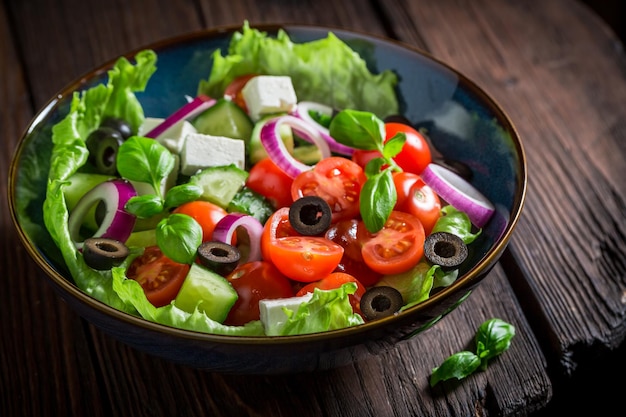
[198,21,399,119]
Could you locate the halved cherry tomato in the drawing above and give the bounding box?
[393,172,441,235]
[268,236,344,282]
[173,201,229,243]
[291,156,366,223]
[224,261,294,326]
[224,73,257,112]
[261,207,299,261]
[126,246,190,307]
[385,122,432,174]
[361,211,425,275]
[247,157,294,209]
[296,272,366,316]
[325,219,383,286]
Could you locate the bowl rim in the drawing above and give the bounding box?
[8,22,527,345]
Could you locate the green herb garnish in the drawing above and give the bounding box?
[430,318,516,387]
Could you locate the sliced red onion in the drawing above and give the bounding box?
[260,115,331,178]
[421,163,495,228]
[213,213,264,264]
[291,101,354,156]
[68,179,138,250]
[144,95,216,139]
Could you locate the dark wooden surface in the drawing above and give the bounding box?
[2,0,625,416]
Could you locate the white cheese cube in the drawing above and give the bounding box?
[259,293,313,336]
[180,133,245,176]
[241,75,298,121]
[138,117,197,154]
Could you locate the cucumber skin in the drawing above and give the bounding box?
[174,263,238,323]
[192,98,253,142]
[190,164,249,209]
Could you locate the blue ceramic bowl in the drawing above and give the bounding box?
[9,24,526,374]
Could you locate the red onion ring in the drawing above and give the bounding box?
[144,95,216,139]
[68,179,138,250]
[421,163,495,227]
[260,115,331,178]
[290,101,354,156]
[213,212,264,263]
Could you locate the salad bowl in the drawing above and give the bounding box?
[8,23,526,374]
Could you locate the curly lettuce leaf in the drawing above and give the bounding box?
[43,50,157,313]
[198,21,399,118]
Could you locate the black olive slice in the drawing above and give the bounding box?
[423,231,468,271]
[360,286,404,321]
[197,241,241,276]
[82,237,130,270]
[100,116,133,140]
[85,127,124,175]
[289,196,332,236]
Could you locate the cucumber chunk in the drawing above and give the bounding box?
[189,164,249,209]
[227,187,275,224]
[192,98,253,142]
[174,263,238,323]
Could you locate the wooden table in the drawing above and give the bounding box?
[2,0,625,415]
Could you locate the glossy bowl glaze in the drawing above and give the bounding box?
[9,24,526,374]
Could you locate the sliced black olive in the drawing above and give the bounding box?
[100,116,133,140]
[197,241,241,276]
[82,237,130,270]
[423,231,468,271]
[289,196,332,236]
[85,127,124,175]
[360,286,404,321]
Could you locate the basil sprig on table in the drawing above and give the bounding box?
[430,318,516,387]
[329,109,405,233]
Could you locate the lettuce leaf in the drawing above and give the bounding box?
[198,21,399,119]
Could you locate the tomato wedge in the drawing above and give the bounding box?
[261,207,299,261]
[361,211,425,275]
[269,236,344,282]
[224,73,257,112]
[291,157,366,223]
[126,246,190,307]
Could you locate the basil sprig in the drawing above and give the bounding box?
[430,318,516,387]
[117,136,202,218]
[329,110,405,233]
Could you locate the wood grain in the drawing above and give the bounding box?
[2,0,625,415]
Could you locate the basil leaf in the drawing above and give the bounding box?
[382,133,405,160]
[328,109,385,150]
[125,194,164,218]
[360,169,396,233]
[164,183,204,209]
[475,318,516,368]
[156,214,202,264]
[117,136,175,195]
[430,351,481,387]
[363,157,386,178]
[431,205,482,244]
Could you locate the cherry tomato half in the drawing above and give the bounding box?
[325,219,383,287]
[247,157,294,209]
[361,211,425,275]
[268,236,344,282]
[126,246,190,307]
[224,261,294,326]
[385,122,432,174]
[393,172,441,235]
[291,157,366,223]
[296,272,366,316]
[173,201,229,243]
[224,73,257,113]
[261,207,299,261]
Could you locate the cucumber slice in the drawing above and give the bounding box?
[192,98,254,142]
[125,229,157,248]
[227,187,275,224]
[174,263,238,323]
[190,164,249,209]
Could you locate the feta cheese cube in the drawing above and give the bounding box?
[180,133,245,176]
[241,75,298,121]
[138,117,197,154]
[259,293,313,336]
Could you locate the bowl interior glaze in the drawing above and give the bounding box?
[9,24,526,374]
